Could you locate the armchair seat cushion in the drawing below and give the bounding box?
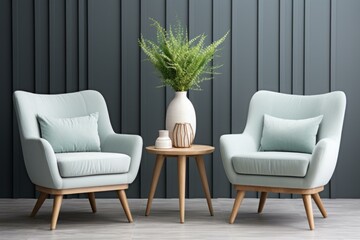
[232,152,311,177]
[56,152,131,178]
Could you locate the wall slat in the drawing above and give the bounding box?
[140,0,167,198]
[0,0,14,198]
[121,0,141,198]
[279,0,292,94]
[12,0,36,198]
[212,0,232,198]
[304,0,331,198]
[330,0,360,198]
[231,0,259,198]
[65,0,78,93]
[49,0,66,93]
[34,0,49,94]
[292,0,305,95]
[78,0,88,90]
[188,0,213,198]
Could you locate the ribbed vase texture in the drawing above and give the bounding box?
[172,123,194,148]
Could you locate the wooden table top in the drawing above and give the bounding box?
[146,145,215,156]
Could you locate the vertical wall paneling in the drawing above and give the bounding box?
[88,0,121,133]
[292,0,305,95]
[121,0,141,198]
[279,0,292,198]
[304,0,331,95]
[12,0,36,198]
[65,0,78,92]
[49,0,66,93]
[2,0,360,199]
[165,0,189,198]
[0,0,13,197]
[258,0,280,92]
[279,0,292,94]
[78,0,88,90]
[188,0,213,198]
[88,0,122,198]
[34,0,49,94]
[258,0,280,198]
[231,0,258,142]
[231,0,259,198]
[331,0,360,198]
[304,0,331,198]
[329,0,336,198]
[212,0,231,198]
[140,0,167,198]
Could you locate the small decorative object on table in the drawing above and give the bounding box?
[155,130,172,149]
[172,123,194,148]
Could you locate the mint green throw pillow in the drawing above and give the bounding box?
[260,114,323,153]
[37,113,101,153]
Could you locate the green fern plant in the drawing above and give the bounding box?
[139,19,228,91]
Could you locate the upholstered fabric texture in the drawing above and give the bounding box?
[260,114,323,154]
[13,90,143,189]
[220,90,346,189]
[56,152,131,177]
[37,113,101,153]
[232,152,311,177]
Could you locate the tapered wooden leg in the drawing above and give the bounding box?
[257,192,268,213]
[117,190,133,223]
[145,154,165,216]
[30,192,48,217]
[87,192,97,213]
[302,194,315,230]
[195,155,214,216]
[312,193,328,218]
[178,155,186,223]
[229,190,246,224]
[50,195,63,230]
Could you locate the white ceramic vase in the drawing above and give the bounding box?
[166,91,196,142]
[155,130,172,149]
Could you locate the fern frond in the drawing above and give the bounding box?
[139,19,229,91]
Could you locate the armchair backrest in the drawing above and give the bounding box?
[13,90,114,143]
[244,91,346,149]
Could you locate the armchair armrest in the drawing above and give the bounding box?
[220,133,258,184]
[101,134,143,183]
[305,138,339,188]
[22,138,63,189]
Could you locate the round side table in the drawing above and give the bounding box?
[145,145,215,223]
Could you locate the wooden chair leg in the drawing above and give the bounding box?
[229,190,246,224]
[117,190,133,223]
[87,192,97,213]
[30,192,48,217]
[50,195,63,230]
[257,192,268,213]
[302,194,315,230]
[312,193,328,218]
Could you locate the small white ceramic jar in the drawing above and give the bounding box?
[155,130,172,149]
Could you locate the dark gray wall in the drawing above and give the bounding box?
[1,0,359,199]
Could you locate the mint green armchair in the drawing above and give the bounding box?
[13,90,143,230]
[220,90,346,230]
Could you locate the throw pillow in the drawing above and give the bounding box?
[37,112,101,153]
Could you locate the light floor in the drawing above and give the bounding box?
[0,198,359,239]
